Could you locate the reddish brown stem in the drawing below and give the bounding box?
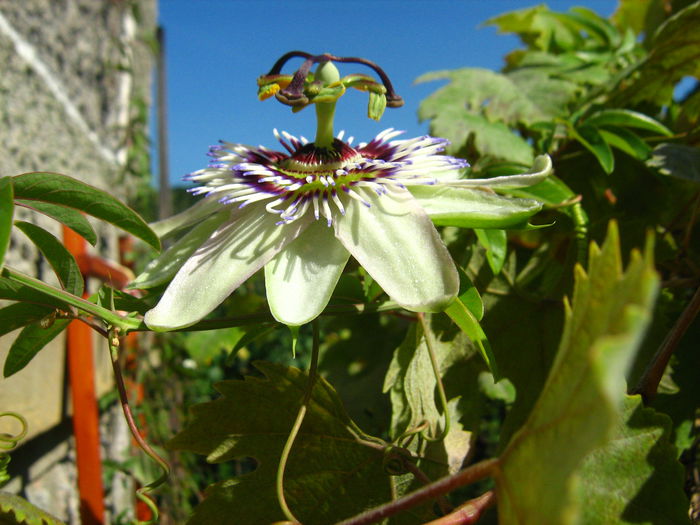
[632,285,700,402]
[335,459,498,525]
[424,491,495,525]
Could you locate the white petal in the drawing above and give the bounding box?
[265,221,350,326]
[130,210,231,289]
[145,205,312,330]
[334,187,458,312]
[446,154,552,189]
[150,195,222,239]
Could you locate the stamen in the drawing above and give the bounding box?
[322,196,333,227]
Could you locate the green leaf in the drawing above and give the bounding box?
[417,68,551,126]
[485,5,582,52]
[383,323,443,438]
[423,111,534,163]
[598,127,652,160]
[0,177,13,269]
[444,299,499,380]
[578,395,690,524]
[474,228,507,275]
[15,199,97,246]
[0,303,53,338]
[11,172,159,250]
[0,275,68,309]
[94,285,149,315]
[410,186,543,229]
[572,124,615,174]
[225,323,278,366]
[14,221,83,296]
[0,492,66,525]
[586,109,673,136]
[616,2,700,105]
[611,0,667,38]
[508,174,576,206]
[647,143,700,183]
[456,266,483,321]
[168,361,392,525]
[3,320,70,378]
[494,222,659,525]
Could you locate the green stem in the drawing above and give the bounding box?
[313,60,340,147]
[315,102,336,147]
[2,266,141,331]
[135,300,402,333]
[417,313,451,442]
[276,320,321,522]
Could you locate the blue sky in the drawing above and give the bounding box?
[156,0,619,186]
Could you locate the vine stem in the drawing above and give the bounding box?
[276,320,320,523]
[424,491,495,525]
[2,266,140,331]
[109,330,169,525]
[417,313,451,441]
[335,458,498,525]
[632,285,700,402]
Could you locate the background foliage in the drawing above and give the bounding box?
[1,1,698,524]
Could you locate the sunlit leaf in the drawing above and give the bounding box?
[11,172,159,250]
[585,109,672,136]
[15,199,97,246]
[0,492,65,525]
[474,228,507,275]
[578,395,689,524]
[3,320,70,378]
[14,221,83,296]
[456,266,483,321]
[168,361,392,525]
[495,222,659,524]
[445,299,499,379]
[615,2,700,105]
[0,177,13,269]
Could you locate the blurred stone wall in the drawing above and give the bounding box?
[0,0,156,522]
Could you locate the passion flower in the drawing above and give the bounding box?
[133,54,551,329]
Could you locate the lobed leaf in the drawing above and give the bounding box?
[3,320,70,378]
[578,396,690,524]
[0,177,13,269]
[494,222,660,524]
[14,221,83,296]
[11,172,159,250]
[615,2,700,105]
[168,361,392,525]
[0,492,66,525]
[15,199,97,246]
